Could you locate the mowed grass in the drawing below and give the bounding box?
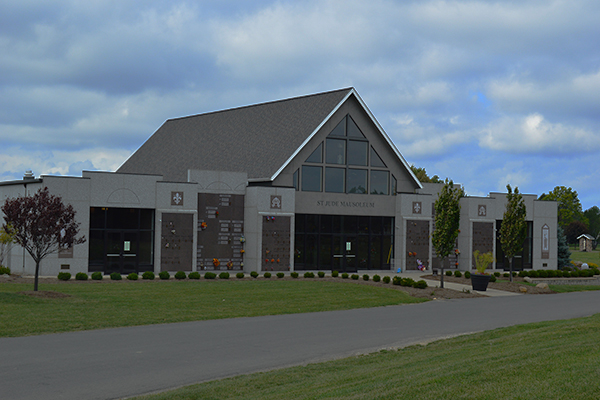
[0,280,425,337]
[134,314,600,400]
[570,250,600,266]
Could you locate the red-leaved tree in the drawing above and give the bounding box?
[1,187,86,291]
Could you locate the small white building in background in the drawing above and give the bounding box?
[0,88,557,277]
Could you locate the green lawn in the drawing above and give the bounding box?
[0,280,425,337]
[133,313,600,400]
[570,250,600,266]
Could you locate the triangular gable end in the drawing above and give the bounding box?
[270,88,422,189]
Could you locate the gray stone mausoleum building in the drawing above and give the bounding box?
[0,88,557,276]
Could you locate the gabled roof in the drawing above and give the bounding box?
[118,88,353,182]
[117,88,421,188]
[578,234,595,240]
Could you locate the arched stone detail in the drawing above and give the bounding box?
[107,188,140,204]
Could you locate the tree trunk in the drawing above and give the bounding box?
[34,260,40,292]
[440,257,445,289]
[509,257,513,283]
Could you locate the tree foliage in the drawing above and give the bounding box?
[499,185,527,281]
[540,186,587,229]
[583,206,600,243]
[564,220,589,244]
[557,225,571,269]
[1,187,86,291]
[410,165,442,183]
[0,224,15,268]
[432,180,463,287]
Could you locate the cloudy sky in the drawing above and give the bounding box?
[1,0,598,209]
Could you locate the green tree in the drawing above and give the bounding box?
[0,224,15,269]
[540,186,587,230]
[410,165,442,183]
[557,226,571,269]
[432,179,463,288]
[564,221,589,244]
[583,206,600,245]
[499,185,527,282]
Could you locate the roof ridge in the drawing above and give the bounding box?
[167,87,354,122]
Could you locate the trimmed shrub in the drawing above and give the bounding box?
[276,272,285,279]
[445,270,452,276]
[538,270,548,278]
[372,274,381,282]
[110,272,122,281]
[91,271,103,280]
[57,272,71,281]
[489,275,496,282]
[529,270,539,278]
[494,272,501,277]
[250,271,259,278]
[0,265,11,275]
[363,274,369,281]
[264,272,272,278]
[236,272,245,279]
[382,275,391,284]
[188,271,200,280]
[547,270,556,278]
[142,271,155,280]
[127,273,138,281]
[464,271,471,279]
[392,276,401,285]
[290,271,299,278]
[159,271,170,280]
[518,270,527,277]
[570,271,580,278]
[204,272,217,279]
[174,271,186,280]
[503,272,509,277]
[75,272,88,280]
[351,274,359,280]
[318,271,325,278]
[219,272,230,279]
[512,272,517,277]
[341,273,349,279]
[454,271,462,278]
[413,280,428,289]
[332,270,339,277]
[402,277,415,287]
[304,272,315,278]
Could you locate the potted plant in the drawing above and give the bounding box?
[471,250,494,291]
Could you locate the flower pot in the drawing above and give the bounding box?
[471,273,490,291]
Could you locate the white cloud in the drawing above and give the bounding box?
[480,113,600,154]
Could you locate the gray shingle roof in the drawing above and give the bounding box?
[117,88,353,182]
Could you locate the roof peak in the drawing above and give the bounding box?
[168,87,354,122]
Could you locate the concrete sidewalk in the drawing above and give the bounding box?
[358,270,521,297]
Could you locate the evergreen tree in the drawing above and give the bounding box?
[557,225,571,269]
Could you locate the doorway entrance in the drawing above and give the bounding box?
[106,231,138,275]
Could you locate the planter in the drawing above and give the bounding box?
[471,273,490,291]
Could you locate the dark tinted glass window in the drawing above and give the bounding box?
[347,169,367,194]
[328,119,346,136]
[302,166,322,192]
[344,216,358,234]
[348,140,367,166]
[306,143,323,163]
[320,215,333,233]
[326,138,346,165]
[107,208,138,229]
[347,116,365,138]
[371,170,389,195]
[325,167,345,193]
[138,231,154,264]
[139,209,154,230]
[89,207,106,229]
[89,230,104,264]
[295,214,305,233]
[370,147,386,167]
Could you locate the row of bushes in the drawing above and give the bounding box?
[54,271,426,289]
[440,267,600,281]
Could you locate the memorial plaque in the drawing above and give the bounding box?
[197,193,245,270]
[161,213,194,271]
[261,215,291,271]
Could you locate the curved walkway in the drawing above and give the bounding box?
[2,291,600,400]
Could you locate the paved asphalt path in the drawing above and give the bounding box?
[3,291,600,400]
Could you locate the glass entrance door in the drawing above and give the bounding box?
[106,231,138,274]
[332,235,358,272]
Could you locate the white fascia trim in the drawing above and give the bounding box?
[270,89,354,181]
[351,90,423,190]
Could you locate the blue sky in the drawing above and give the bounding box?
[0,0,598,210]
